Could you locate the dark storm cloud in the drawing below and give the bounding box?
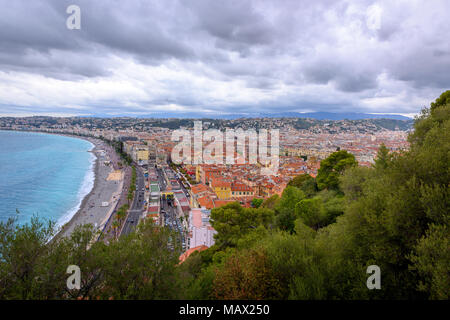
[0,2,73,52]
[302,57,379,93]
[187,0,276,49]
[0,49,112,79]
[389,47,450,89]
[0,0,196,77]
[71,1,194,61]
[0,0,449,116]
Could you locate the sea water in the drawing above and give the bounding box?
[0,130,95,227]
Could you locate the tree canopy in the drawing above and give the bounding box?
[316,150,357,191]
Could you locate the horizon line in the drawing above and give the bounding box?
[0,111,415,119]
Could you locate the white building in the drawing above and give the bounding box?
[188,208,217,249]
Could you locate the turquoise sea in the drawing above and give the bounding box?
[0,130,95,227]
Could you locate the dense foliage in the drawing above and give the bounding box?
[0,220,181,299]
[0,92,448,300]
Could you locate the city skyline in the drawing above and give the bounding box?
[1,0,449,117]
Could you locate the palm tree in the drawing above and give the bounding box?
[127,191,133,204]
[112,220,120,239]
[116,210,125,222]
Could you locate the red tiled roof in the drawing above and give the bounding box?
[198,195,215,209]
[191,183,211,195]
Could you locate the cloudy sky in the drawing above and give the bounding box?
[0,0,449,117]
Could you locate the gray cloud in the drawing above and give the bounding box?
[188,0,276,49]
[0,0,449,116]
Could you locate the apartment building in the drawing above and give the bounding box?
[188,208,217,249]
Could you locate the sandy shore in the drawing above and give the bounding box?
[57,137,124,239]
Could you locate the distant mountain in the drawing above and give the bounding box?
[83,111,412,120]
[258,112,412,120]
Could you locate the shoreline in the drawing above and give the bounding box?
[54,137,96,229]
[52,135,124,240]
[0,129,126,240]
[56,136,100,237]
